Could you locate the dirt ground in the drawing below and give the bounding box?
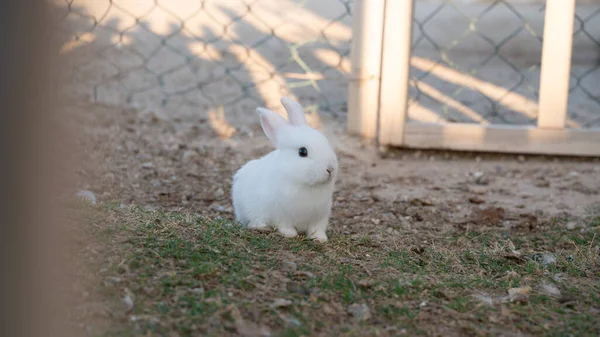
[69,92,600,223]
[63,91,600,336]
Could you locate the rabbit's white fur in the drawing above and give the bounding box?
[231,97,338,242]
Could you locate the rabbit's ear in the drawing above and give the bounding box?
[257,107,288,144]
[280,97,307,126]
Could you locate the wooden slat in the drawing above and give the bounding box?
[537,0,576,129]
[346,0,385,138]
[377,0,414,145]
[396,122,600,157]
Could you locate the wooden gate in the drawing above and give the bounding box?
[347,0,600,157]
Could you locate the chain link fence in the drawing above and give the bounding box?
[51,0,352,132]
[409,0,600,128]
[52,0,599,131]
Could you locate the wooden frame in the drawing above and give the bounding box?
[402,123,600,157]
[377,0,414,146]
[537,0,576,129]
[346,0,385,139]
[347,0,600,157]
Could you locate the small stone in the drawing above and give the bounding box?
[475,175,491,185]
[323,303,339,315]
[286,283,310,296]
[517,155,526,163]
[534,178,550,188]
[468,186,487,195]
[76,190,96,204]
[347,303,371,322]
[211,204,226,212]
[284,316,301,327]
[125,140,139,152]
[123,293,134,312]
[542,253,557,266]
[282,260,297,272]
[142,162,153,169]
[182,150,198,162]
[566,221,578,230]
[213,188,225,198]
[531,253,556,266]
[106,276,121,284]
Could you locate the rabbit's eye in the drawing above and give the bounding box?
[298,147,308,157]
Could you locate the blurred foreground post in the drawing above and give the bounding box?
[0,1,66,337]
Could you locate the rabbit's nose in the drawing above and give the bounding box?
[326,167,334,176]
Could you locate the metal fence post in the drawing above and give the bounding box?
[377,0,415,146]
[537,0,576,129]
[347,0,386,139]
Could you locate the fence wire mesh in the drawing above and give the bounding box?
[52,0,599,132]
[51,0,352,132]
[409,0,600,128]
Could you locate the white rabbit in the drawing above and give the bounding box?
[231,97,338,242]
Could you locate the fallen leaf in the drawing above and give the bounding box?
[410,198,433,206]
[473,207,505,225]
[293,271,315,280]
[472,293,494,306]
[502,286,531,303]
[469,196,485,204]
[358,279,375,288]
[507,239,516,251]
[270,298,292,309]
[502,252,525,263]
[539,283,561,297]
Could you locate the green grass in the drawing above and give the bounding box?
[72,204,600,336]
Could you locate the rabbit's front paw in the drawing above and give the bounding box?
[278,226,298,238]
[248,221,270,231]
[308,228,328,243]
